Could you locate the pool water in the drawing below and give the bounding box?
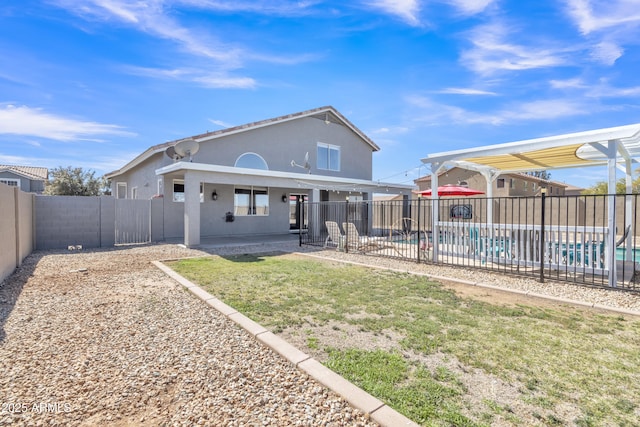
[616,247,640,261]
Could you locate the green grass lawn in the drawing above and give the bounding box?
[167,253,640,426]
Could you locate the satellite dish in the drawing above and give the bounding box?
[291,151,311,173]
[174,138,200,162]
[165,145,181,161]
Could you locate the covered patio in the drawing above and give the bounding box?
[421,123,640,288]
[155,161,414,247]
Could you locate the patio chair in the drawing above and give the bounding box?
[343,222,392,253]
[324,221,344,249]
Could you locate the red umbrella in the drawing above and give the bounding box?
[415,184,484,197]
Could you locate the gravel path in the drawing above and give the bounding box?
[1,241,638,427]
[0,244,377,427]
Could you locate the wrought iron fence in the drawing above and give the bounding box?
[300,194,640,292]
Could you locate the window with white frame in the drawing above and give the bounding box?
[317,143,340,171]
[173,179,203,202]
[116,182,127,199]
[234,186,269,216]
[157,178,163,196]
[0,178,20,189]
[131,187,138,199]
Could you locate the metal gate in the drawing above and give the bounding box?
[115,199,152,245]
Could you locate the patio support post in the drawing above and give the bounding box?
[310,188,320,240]
[183,171,201,247]
[430,164,441,262]
[606,140,618,287]
[623,155,633,263]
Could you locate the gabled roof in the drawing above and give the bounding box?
[106,106,379,178]
[0,165,48,181]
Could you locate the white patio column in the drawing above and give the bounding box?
[606,140,617,288]
[310,188,320,239]
[184,171,201,247]
[430,167,439,262]
[622,152,633,263]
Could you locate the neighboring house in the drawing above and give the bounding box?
[105,106,412,246]
[0,165,48,193]
[415,167,569,197]
[563,184,585,196]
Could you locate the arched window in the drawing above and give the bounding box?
[235,153,268,170]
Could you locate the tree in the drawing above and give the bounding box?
[44,166,104,196]
[582,168,640,195]
[524,171,551,180]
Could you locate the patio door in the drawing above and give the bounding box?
[289,194,308,232]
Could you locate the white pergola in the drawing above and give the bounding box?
[421,123,640,287]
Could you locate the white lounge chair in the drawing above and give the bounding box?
[342,222,391,253]
[324,221,344,249]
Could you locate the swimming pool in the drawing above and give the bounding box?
[616,247,640,262]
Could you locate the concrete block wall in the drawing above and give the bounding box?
[0,185,35,283]
[35,196,116,250]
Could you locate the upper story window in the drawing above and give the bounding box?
[235,153,268,170]
[497,179,505,188]
[317,143,340,171]
[0,178,20,189]
[510,178,515,189]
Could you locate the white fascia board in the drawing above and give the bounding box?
[105,147,165,179]
[421,123,640,165]
[155,162,413,193]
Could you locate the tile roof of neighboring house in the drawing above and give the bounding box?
[0,165,48,181]
[106,106,379,179]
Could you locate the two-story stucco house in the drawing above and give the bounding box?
[0,165,48,193]
[105,106,412,246]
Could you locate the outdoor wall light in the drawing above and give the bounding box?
[282,194,288,203]
[212,190,218,201]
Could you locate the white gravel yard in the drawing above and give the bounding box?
[1,241,638,427]
[0,244,378,427]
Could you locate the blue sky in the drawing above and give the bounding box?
[1,0,639,188]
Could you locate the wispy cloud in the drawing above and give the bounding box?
[460,23,568,75]
[589,41,624,65]
[0,104,134,141]
[566,0,640,35]
[586,81,640,98]
[438,87,498,95]
[447,0,496,15]
[565,1,640,65]
[365,0,421,26]
[176,0,323,16]
[207,118,234,128]
[550,78,587,89]
[407,95,591,126]
[51,0,317,87]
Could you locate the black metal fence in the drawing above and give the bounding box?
[300,194,640,292]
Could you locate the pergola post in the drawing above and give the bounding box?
[430,163,441,262]
[606,140,617,288]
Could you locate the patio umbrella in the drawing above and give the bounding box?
[415,184,485,197]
